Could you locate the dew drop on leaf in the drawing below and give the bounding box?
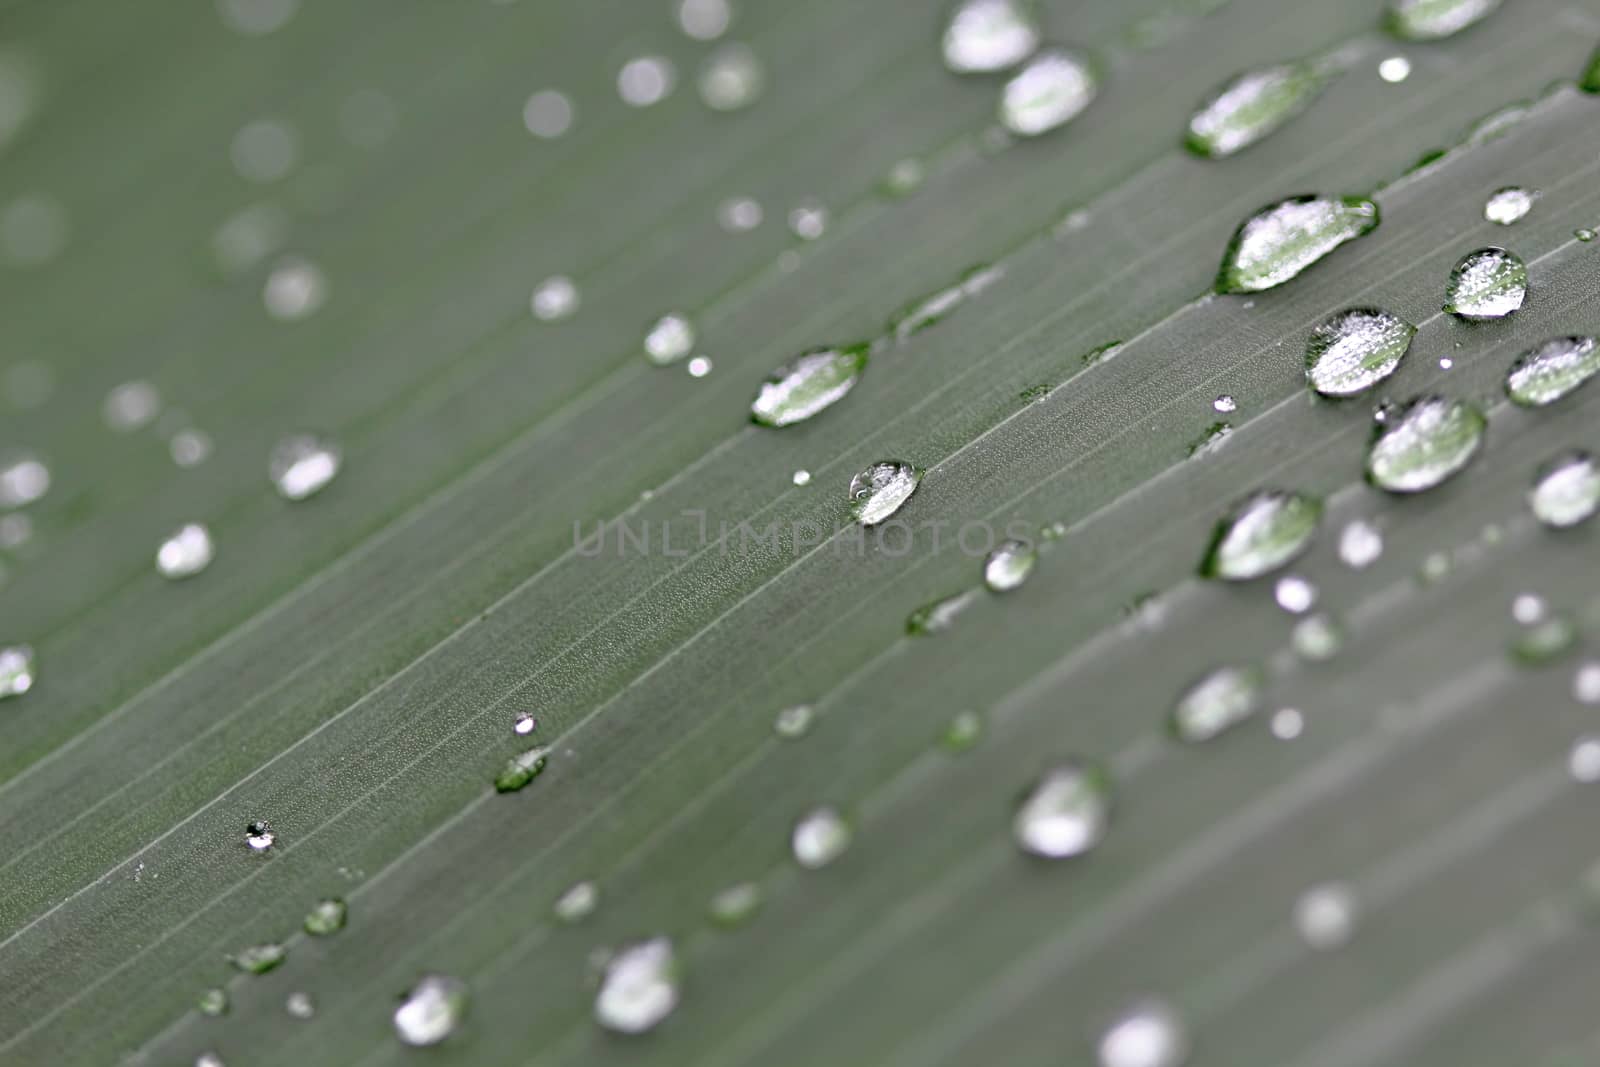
[494,746,549,792]
[1529,452,1600,529]
[1097,999,1190,1067]
[513,711,538,736]
[1014,760,1112,859]
[157,523,216,580]
[554,880,599,923]
[906,590,974,635]
[1294,882,1358,949]
[1483,186,1534,225]
[848,461,922,526]
[708,882,763,926]
[1364,396,1485,493]
[1270,708,1305,740]
[1443,246,1525,320]
[676,0,730,41]
[269,434,341,500]
[1377,55,1411,82]
[1186,61,1326,159]
[1292,613,1344,661]
[1573,662,1600,705]
[1274,575,1317,614]
[617,56,676,107]
[983,539,1036,592]
[244,819,275,852]
[1199,489,1320,581]
[1569,738,1600,783]
[1386,0,1501,41]
[197,988,228,1016]
[773,704,815,739]
[229,943,286,974]
[792,807,851,869]
[1169,665,1262,743]
[942,0,1039,74]
[595,938,679,1034]
[999,49,1097,137]
[530,275,579,321]
[103,380,162,432]
[698,44,763,111]
[1510,613,1578,666]
[1216,195,1378,294]
[750,345,869,427]
[788,198,828,240]
[263,256,327,321]
[394,974,468,1046]
[644,313,695,365]
[1505,335,1600,407]
[285,991,315,1020]
[303,897,347,935]
[942,710,984,752]
[0,644,35,699]
[0,450,49,508]
[1337,519,1384,569]
[1304,308,1415,397]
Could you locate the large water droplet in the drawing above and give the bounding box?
[1014,760,1112,859]
[494,746,549,792]
[1365,396,1485,493]
[644,313,695,365]
[1484,186,1534,225]
[0,451,49,508]
[304,897,347,935]
[0,644,35,699]
[983,539,1037,592]
[269,434,341,500]
[1529,452,1600,529]
[1186,62,1325,159]
[1000,49,1097,137]
[394,975,468,1046]
[750,345,869,427]
[1443,246,1525,320]
[1505,336,1600,407]
[244,819,275,852]
[849,461,922,526]
[157,523,216,580]
[229,943,287,974]
[554,881,599,923]
[1305,308,1415,397]
[792,807,851,868]
[1169,665,1262,742]
[942,0,1040,74]
[1216,195,1378,294]
[1098,1000,1190,1067]
[595,938,679,1034]
[1386,0,1501,40]
[1295,882,1358,949]
[1199,489,1321,581]
[906,591,974,635]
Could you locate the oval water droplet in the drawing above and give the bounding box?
[1365,396,1485,493]
[197,1052,225,1067]
[907,590,974,635]
[1511,612,1578,666]
[303,897,347,935]
[1098,1000,1190,1067]
[1295,882,1358,949]
[1530,452,1600,529]
[750,345,869,427]
[0,644,36,699]
[1275,575,1317,614]
[773,704,815,739]
[1505,335,1600,406]
[394,974,467,1046]
[792,807,851,869]
[1305,308,1415,397]
[1186,62,1326,159]
[157,523,216,580]
[1169,665,1262,743]
[889,264,1005,343]
[244,819,275,852]
[1292,612,1344,661]
[198,988,229,1017]
[708,882,763,926]
[0,451,49,508]
[1199,489,1321,581]
[942,710,985,752]
[494,746,549,792]
[513,711,539,736]
[848,461,922,526]
[595,938,679,1034]
[229,943,286,974]
[1443,246,1526,320]
[554,880,599,923]
[1216,195,1378,294]
[698,44,763,111]
[942,0,1040,74]
[531,275,579,321]
[285,991,315,1019]
[269,434,341,500]
[1387,0,1501,41]
[983,539,1036,592]
[1000,49,1097,137]
[644,313,695,365]
[1015,761,1111,859]
[1484,186,1534,225]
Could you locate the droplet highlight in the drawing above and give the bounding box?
[494,746,549,792]
[1530,452,1600,529]
[792,807,851,869]
[1484,186,1534,225]
[156,523,216,580]
[269,434,341,500]
[983,539,1037,592]
[1098,1000,1190,1067]
[594,939,679,1034]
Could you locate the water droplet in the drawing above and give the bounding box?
[269,434,341,500]
[644,313,695,365]
[717,196,762,232]
[1097,1000,1190,1067]
[197,1053,225,1067]
[212,202,288,275]
[1387,0,1501,41]
[1170,665,1262,743]
[1270,707,1305,740]
[285,991,315,1019]
[1295,882,1357,949]
[1199,489,1321,581]
[0,645,34,699]
[943,710,985,752]
[788,198,828,240]
[1505,335,1600,407]
[1000,49,1097,137]
[0,513,29,550]
[230,118,298,183]
[1305,308,1415,398]
[708,882,762,925]
[698,44,763,111]
[1338,519,1384,569]
[244,820,275,852]
[530,275,580,321]
[1420,551,1451,583]
[1216,195,1378,294]
[394,974,468,1046]
[263,256,328,320]
[198,988,229,1017]
[1377,55,1411,82]
[522,90,574,138]
[304,897,347,935]
[1014,760,1112,859]
[791,469,811,486]
[1574,662,1600,704]
[1510,613,1577,666]
[792,807,851,868]
[1578,228,1597,243]
[229,943,287,974]
[678,0,731,40]
[848,461,922,526]
[617,56,676,107]
[1212,394,1237,413]
[157,523,216,580]
[1274,575,1317,614]
[217,0,298,36]
[1570,738,1600,783]
[1512,593,1546,625]
[1364,396,1485,493]
[1443,246,1525,320]
[889,264,1005,343]
[983,539,1037,592]
[907,591,974,635]
[554,880,599,923]
[1292,613,1344,661]
[1484,186,1534,225]
[1529,452,1600,529]
[0,451,48,508]
[494,746,549,792]
[773,704,815,739]
[513,711,539,736]
[883,157,926,197]
[595,938,678,1034]
[103,380,162,432]
[750,345,869,427]
[1,193,68,266]
[169,429,213,469]
[1186,62,1325,159]
[942,0,1039,74]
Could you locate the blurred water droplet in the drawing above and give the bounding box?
[1570,738,1600,783]
[791,469,811,487]
[1170,665,1262,743]
[0,645,36,699]
[0,513,29,550]
[522,89,574,138]
[1512,593,1545,625]
[285,991,315,1019]
[1212,394,1237,413]
[1270,707,1305,740]
[1483,186,1534,225]
[788,198,828,240]
[213,202,288,275]
[1295,882,1357,949]
[699,44,763,111]
[1443,246,1525,320]
[1098,1000,1189,1067]
[1573,662,1600,705]
[304,897,347,935]
[907,591,973,635]
[1505,335,1599,407]
[750,345,868,427]
[1293,613,1344,661]
[1387,0,1501,40]
[1305,308,1415,397]
[1365,396,1485,493]
[1186,62,1325,159]
[793,807,851,868]
[1015,760,1112,859]
[1338,519,1384,569]
[169,429,213,469]
[942,710,984,752]
[708,882,762,925]
[494,746,549,792]
[1274,575,1317,614]
[1,194,68,266]
[686,355,713,378]
[1529,452,1600,529]
[217,0,299,36]
[1578,228,1597,243]
[595,938,678,1033]
[103,380,161,432]
[618,56,675,107]
[229,943,286,974]
[644,313,695,365]
[1000,49,1097,137]
[678,0,731,40]
[983,539,1036,592]
[513,711,539,736]
[531,275,579,321]
[774,704,815,739]
[1200,489,1321,580]
[157,523,215,580]
[849,461,922,526]
[263,256,327,320]
[394,975,467,1046]
[943,0,1039,74]
[0,451,48,508]
[197,988,229,1017]
[230,118,298,183]
[1377,55,1411,82]
[244,819,275,852]
[717,196,762,232]
[554,880,599,923]
[1217,195,1378,294]
[1511,613,1578,666]
[883,157,926,197]
[196,1053,225,1067]
[890,265,1005,344]
[269,434,341,500]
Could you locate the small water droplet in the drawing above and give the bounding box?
[1573,662,1600,704]
[907,590,974,635]
[708,882,762,925]
[1337,519,1384,569]
[1271,707,1305,740]
[212,202,288,275]
[1420,551,1451,583]
[1295,882,1357,949]
[1097,999,1190,1067]
[1200,489,1321,581]
[1570,738,1600,783]
[1483,186,1535,225]
[285,991,315,1019]
[263,256,327,320]
[494,746,549,792]
[889,264,1005,344]
[750,345,869,427]
[791,469,811,486]
[1292,613,1344,661]
[698,44,763,111]
[1170,665,1262,743]
[513,711,539,736]
[943,710,985,752]
[1578,228,1597,243]
[394,974,467,1046]
[196,1053,225,1067]
[1510,613,1578,666]
[983,539,1036,592]
[883,157,926,197]
[523,89,574,138]
[531,275,579,321]
[617,56,676,107]
[1377,55,1411,82]
[269,434,341,500]
[848,461,922,526]
[1000,49,1098,137]
[1512,593,1546,625]
[1305,307,1415,397]
[1530,452,1600,529]
[1186,62,1325,159]
[1217,195,1378,294]
[198,987,229,1017]
[229,943,287,974]
[304,897,347,935]
[1014,760,1112,859]
[787,198,828,240]
[792,807,851,868]
[169,429,213,469]
[1386,0,1501,41]
[717,196,762,232]
[230,118,298,183]
[644,313,695,365]
[103,380,162,432]
[942,0,1040,74]
[0,644,34,699]
[678,0,731,39]
[1364,396,1485,493]
[1505,336,1600,407]
[595,938,678,1033]
[1212,394,1237,413]
[0,451,48,508]
[1438,356,1454,370]
[244,819,275,852]
[773,704,815,739]
[554,880,599,923]
[1443,246,1525,320]
[157,523,215,580]
[1274,575,1317,614]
